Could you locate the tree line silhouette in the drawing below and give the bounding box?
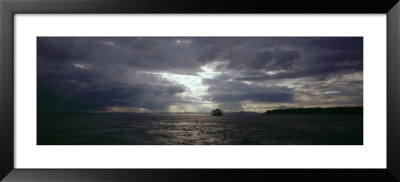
[265,106,363,115]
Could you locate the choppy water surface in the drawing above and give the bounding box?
[38,113,362,145]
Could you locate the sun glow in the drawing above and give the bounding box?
[155,63,222,112]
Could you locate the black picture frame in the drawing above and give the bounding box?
[1,0,399,181]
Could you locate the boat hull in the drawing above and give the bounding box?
[211,109,223,116]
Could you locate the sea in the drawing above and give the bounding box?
[37,113,363,145]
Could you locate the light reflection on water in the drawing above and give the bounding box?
[38,113,363,145]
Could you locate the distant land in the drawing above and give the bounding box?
[264,106,363,115]
[224,111,260,115]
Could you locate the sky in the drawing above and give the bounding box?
[37,37,363,113]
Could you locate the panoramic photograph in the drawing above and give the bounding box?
[37,37,363,145]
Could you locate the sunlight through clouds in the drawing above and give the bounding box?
[155,63,223,112]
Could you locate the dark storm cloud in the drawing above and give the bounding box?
[37,38,191,112]
[221,38,363,81]
[37,37,363,112]
[37,62,186,112]
[245,49,300,70]
[38,37,204,75]
[185,37,362,81]
[235,49,362,81]
[202,74,294,103]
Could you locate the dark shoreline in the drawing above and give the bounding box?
[264,106,363,115]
